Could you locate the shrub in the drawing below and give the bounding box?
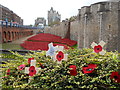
[1,48,120,89]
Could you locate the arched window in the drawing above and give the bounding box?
[3,31,7,42]
[8,31,11,41]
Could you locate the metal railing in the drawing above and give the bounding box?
[0,20,42,29]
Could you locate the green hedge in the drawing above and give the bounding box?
[1,48,120,89]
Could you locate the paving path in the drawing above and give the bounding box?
[10,34,36,44]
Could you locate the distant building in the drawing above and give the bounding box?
[48,7,61,26]
[0,4,23,25]
[34,17,46,27]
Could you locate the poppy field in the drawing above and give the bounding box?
[20,33,77,50]
[1,48,120,89]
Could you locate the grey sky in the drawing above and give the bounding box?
[0,0,108,25]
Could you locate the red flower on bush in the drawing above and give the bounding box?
[69,65,77,76]
[110,72,120,83]
[29,66,36,76]
[82,64,97,74]
[28,57,34,64]
[94,45,102,53]
[56,51,64,61]
[18,64,26,70]
[6,69,10,75]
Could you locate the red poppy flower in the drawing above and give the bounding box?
[94,45,102,53]
[110,72,120,83]
[69,65,77,76]
[56,51,64,61]
[29,66,36,76]
[6,69,10,75]
[18,64,26,70]
[82,64,97,74]
[28,57,34,64]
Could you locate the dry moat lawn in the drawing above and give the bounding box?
[0,43,23,50]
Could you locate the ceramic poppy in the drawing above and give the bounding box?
[6,69,10,75]
[46,42,56,57]
[91,41,106,55]
[82,64,97,74]
[18,64,26,70]
[94,45,102,53]
[29,66,36,76]
[69,65,77,76]
[56,51,64,61]
[110,72,120,83]
[28,57,34,64]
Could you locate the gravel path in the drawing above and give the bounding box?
[10,34,36,44]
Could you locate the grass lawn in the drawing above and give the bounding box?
[0,43,24,50]
[0,43,78,50]
[72,44,77,48]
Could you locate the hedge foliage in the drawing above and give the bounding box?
[1,48,120,89]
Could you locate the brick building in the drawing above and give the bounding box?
[0,4,23,25]
[0,5,33,43]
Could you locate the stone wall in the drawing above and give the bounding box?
[44,21,68,38]
[44,1,120,52]
[78,1,120,52]
[70,21,80,41]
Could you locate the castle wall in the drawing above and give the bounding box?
[45,1,120,52]
[78,2,120,51]
[104,2,119,51]
[44,21,68,38]
[70,21,80,41]
[118,3,120,52]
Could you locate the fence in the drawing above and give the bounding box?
[0,20,41,29]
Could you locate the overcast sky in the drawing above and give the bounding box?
[0,0,108,25]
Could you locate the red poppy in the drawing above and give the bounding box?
[56,51,64,61]
[18,64,26,70]
[29,66,36,76]
[94,45,102,53]
[69,65,77,76]
[6,69,10,75]
[20,33,77,51]
[110,72,120,83]
[28,57,34,64]
[82,64,97,74]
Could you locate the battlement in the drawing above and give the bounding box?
[79,1,120,16]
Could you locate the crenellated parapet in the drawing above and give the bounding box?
[77,1,120,20]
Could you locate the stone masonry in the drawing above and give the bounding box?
[45,1,120,52]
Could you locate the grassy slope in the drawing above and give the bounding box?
[0,43,23,50]
[1,43,78,50]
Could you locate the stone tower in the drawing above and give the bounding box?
[48,7,61,26]
[77,1,120,52]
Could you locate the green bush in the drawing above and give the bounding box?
[1,48,120,89]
